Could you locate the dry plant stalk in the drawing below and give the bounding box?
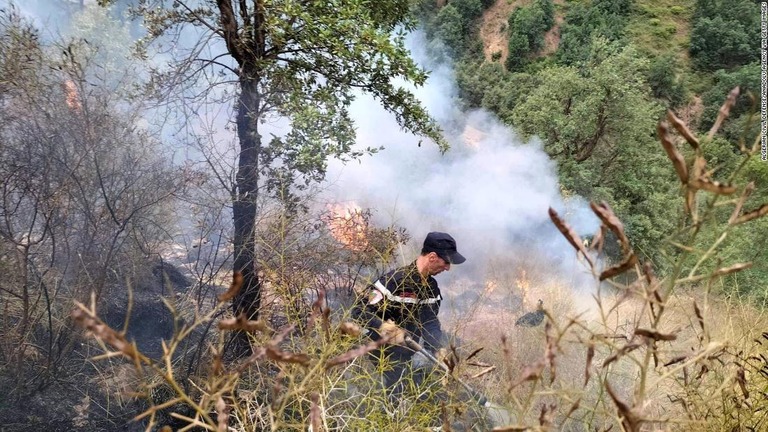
[548,207,593,269]
[606,381,641,432]
[217,271,243,302]
[589,201,630,254]
[731,203,768,225]
[707,86,740,140]
[728,182,755,223]
[71,303,149,365]
[658,121,688,184]
[666,109,699,150]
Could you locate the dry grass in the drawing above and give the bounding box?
[61,90,768,431]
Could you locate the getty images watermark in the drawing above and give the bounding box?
[762,1,767,161]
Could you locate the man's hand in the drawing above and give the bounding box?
[378,320,406,345]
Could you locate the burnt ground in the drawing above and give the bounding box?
[0,259,201,432]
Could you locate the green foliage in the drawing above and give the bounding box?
[699,63,762,135]
[555,0,630,66]
[593,0,633,16]
[434,4,466,54]
[512,41,677,260]
[688,0,760,71]
[452,0,484,22]
[505,31,530,71]
[504,0,555,70]
[417,0,495,60]
[647,53,687,108]
[455,59,540,119]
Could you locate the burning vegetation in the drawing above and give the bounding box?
[324,203,370,252]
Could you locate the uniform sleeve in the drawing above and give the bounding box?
[350,290,384,340]
[419,301,443,353]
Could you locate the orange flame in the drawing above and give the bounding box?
[64,80,81,111]
[325,203,369,252]
[515,269,531,306]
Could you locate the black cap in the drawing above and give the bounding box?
[422,232,466,264]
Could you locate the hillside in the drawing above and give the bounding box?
[422,0,766,301]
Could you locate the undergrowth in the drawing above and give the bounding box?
[71,90,768,431]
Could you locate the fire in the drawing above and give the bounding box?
[462,124,484,149]
[484,279,498,294]
[325,203,369,251]
[64,80,81,111]
[515,269,531,306]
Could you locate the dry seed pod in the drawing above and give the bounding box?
[338,321,363,337]
[713,262,753,277]
[509,358,546,391]
[707,86,740,140]
[584,342,595,387]
[599,252,637,281]
[218,271,243,302]
[691,156,706,180]
[265,345,310,365]
[539,403,556,428]
[309,393,321,432]
[548,207,593,268]
[658,121,689,184]
[590,224,606,254]
[217,314,268,333]
[635,328,677,341]
[603,342,642,366]
[732,203,768,225]
[216,397,229,432]
[470,365,497,379]
[729,182,755,224]
[688,178,737,195]
[325,337,388,368]
[71,306,148,364]
[685,188,696,215]
[565,399,581,420]
[667,109,699,150]
[590,201,631,255]
[606,382,642,432]
[736,366,749,399]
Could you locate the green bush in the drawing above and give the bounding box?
[689,0,760,71]
[670,5,685,15]
[647,54,687,108]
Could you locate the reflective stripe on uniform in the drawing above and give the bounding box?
[373,280,441,305]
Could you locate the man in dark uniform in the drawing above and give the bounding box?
[353,232,466,395]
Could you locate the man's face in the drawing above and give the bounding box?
[427,252,451,276]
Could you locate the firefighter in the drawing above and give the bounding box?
[352,231,466,395]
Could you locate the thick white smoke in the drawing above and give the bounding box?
[324,32,600,314]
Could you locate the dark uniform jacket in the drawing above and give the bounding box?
[353,261,444,353]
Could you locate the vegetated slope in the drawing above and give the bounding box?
[479,0,521,63]
[479,0,565,63]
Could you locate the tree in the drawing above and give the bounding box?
[0,6,186,400]
[689,0,760,71]
[504,0,554,71]
[434,4,465,53]
[647,53,686,108]
[511,40,676,261]
[555,1,628,66]
[102,0,445,355]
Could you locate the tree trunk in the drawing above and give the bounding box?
[229,77,263,358]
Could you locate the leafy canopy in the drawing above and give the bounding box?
[102,0,447,193]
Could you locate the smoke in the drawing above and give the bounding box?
[324,32,600,312]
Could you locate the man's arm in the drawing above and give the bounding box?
[350,285,385,340]
[419,302,443,353]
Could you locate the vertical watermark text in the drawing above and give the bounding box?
[761,1,767,160]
